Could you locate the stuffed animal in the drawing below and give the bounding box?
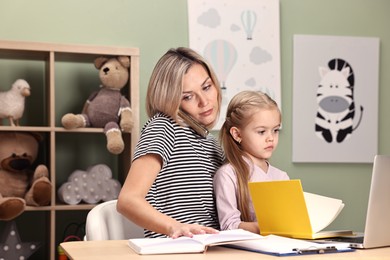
[0,132,52,221]
[0,79,30,126]
[61,56,134,154]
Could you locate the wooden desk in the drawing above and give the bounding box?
[60,240,390,260]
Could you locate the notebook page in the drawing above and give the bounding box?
[304,192,344,233]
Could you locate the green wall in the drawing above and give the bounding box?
[1,0,389,232]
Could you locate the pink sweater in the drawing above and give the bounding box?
[214,160,289,230]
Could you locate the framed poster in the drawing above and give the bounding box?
[292,35,379,163]
[188,0,281,129]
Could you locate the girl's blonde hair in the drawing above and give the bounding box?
[220,90,281,221]
[146,47,222,128]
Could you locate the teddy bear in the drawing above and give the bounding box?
[61,56,134,154]
[0,132,52,221]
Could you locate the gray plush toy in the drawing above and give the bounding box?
[61,56,134,154]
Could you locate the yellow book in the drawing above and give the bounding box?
[249,180,353,239]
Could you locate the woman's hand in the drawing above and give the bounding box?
[169,223,219,238]
[118,155,219,239]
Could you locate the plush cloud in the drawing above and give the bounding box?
[58,164,121,205]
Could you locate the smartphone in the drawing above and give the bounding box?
[178,110,209,138]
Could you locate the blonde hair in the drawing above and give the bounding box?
[220,90,281,221]
[146,47,222,127]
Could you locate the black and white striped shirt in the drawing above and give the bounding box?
[133,113,224,238]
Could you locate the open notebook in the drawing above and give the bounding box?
[249,180,353,239]
[127,229,353,256]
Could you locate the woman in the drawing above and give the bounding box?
[117,47,224,238]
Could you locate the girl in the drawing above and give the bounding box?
[214,90,289,234]
[117,47,224,238]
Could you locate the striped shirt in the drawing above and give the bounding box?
[133,113,224,238]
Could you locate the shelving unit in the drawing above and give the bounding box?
[0,40,139,260]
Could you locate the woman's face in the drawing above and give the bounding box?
[180,64,219,128]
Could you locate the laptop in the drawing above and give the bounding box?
[323,155,390,249]
[248,179,353,240]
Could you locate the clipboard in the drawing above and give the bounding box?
[224,234,354,256]
[292,246,347,255]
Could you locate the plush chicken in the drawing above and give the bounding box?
[0,79,31,126]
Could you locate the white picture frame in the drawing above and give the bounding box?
[292,35,379,163]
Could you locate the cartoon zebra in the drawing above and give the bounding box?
[315,58,364,143]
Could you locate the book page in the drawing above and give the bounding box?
[303,192,344,233]
[192,229,262,246]
[128,237,205,254]
[128,229,261,255]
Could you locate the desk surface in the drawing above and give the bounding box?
[60,240,390,260]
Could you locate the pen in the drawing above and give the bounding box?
[293,246,338,254]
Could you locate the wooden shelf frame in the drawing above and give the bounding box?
[0,40,140,260]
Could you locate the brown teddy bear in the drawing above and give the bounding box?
[61,56,134,154]
[0,132,52,221]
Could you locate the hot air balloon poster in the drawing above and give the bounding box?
[188,0,281,129]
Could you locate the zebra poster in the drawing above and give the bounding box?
[292,35,379,163]
[187,0,281,129]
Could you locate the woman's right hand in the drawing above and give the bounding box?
[168,223,219,238]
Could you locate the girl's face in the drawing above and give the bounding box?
[180,63,219,128]
[236,108,281,164]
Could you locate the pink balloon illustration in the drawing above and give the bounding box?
[203,40,237,89]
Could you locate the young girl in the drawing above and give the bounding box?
[117,47,224,238]
[214,90,289,234]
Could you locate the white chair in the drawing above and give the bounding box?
[85,199,144,240]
